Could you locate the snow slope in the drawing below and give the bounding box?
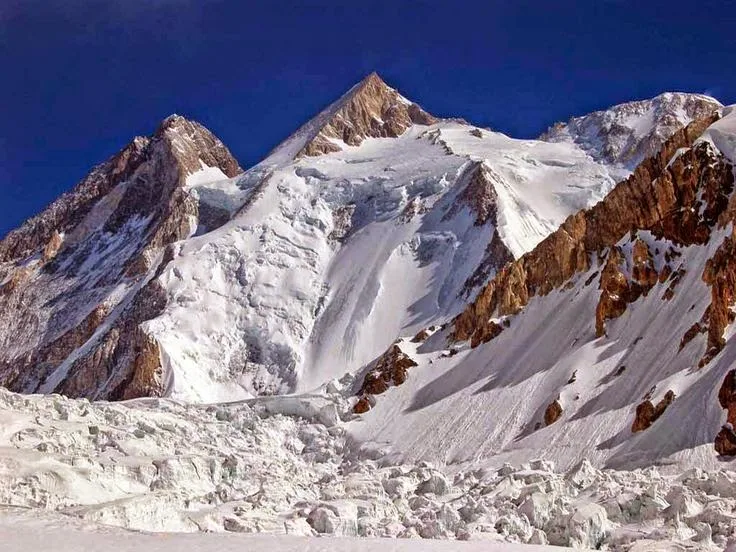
[149,94,688,401]
[350,107,736,476]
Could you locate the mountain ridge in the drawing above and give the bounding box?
[0,76,726,426]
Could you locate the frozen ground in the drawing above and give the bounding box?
[2,387,736,550]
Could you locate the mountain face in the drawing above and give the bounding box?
[352,108,736,471]
[0,115,241,400]
[541,92,722,174]
[0,74,732,471]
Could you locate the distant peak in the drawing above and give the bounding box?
[540,92,722,170]
[358,71,387,88]
[334,72,396,107]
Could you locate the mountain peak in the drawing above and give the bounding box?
[157,112,188,129]
[150,113,242,179]
[541,92,722,170]
[268,74,438,161]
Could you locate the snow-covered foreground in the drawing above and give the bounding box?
[2,387,736,550]
[0,509,572,552]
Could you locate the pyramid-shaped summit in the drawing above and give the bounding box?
[293,72,438,158]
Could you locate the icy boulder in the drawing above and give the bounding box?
[518,491,552,528]
[565,503,611,549]
[416,473,450,496]
[307,501,358,536]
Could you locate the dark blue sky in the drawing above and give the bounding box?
[1,0,735,237]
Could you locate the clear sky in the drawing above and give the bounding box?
[1,0,735,237]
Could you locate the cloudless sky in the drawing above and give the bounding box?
[1,0,735,237]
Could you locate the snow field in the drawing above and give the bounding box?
[1,387,736,550]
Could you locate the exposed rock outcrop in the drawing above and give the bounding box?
[699,234,736,365]
[461,231,515,298]
[443,161,515,298]
[544,400,563,426]
[353,343,418,413]
[443,162,500,226]
[715,370,736,455]
[453,112,728,345]
[631,390,675,432]
[595,237,677,337]
[297,72,437,158]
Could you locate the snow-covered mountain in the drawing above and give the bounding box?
[541,91,721,173]
[0,74,717,405]
[352,109,736,472]
[4,73,736,549]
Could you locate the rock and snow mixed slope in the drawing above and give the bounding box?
[0,73,717,404]
[351,107,736,475]
[541,91,721,172]
[0,115,242,401]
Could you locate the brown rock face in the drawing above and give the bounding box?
[353,343,418,413]
[461,230,515,298]
[595,238,675,336]
[453,112,728,345]
[0,115,242,400]
[714,427,736,456]
[411,329,431,343]
[719,370,736,424]
[699,233,736,365]
[353,397,371,414]
[0,136,150,264]
[631,390,675,432]
[470,320,504,348]
[443,162,501,226]
[440,161,516,297]
[715,370,736,455]
[297,72,437,158]
[41,231,63,263]
[544,400,563,426]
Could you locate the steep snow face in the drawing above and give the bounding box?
[350,108,736,473]
[541,92,722,173]
[149,116,626,401]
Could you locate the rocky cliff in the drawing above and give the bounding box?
[453,112,729,347]
[0,115,241,399]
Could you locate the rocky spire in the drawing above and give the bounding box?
[293,72,437,158]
